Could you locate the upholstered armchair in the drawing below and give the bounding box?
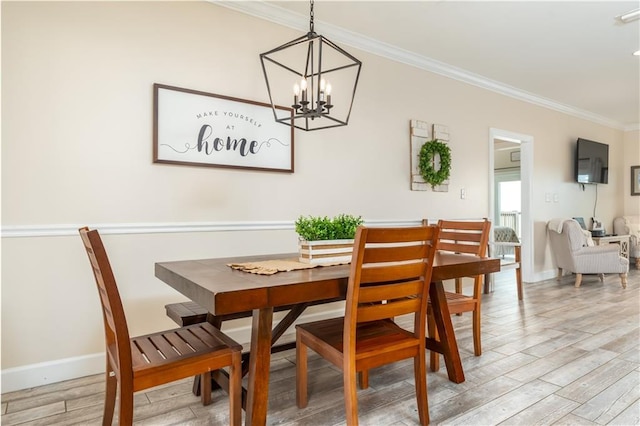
[613,216,640,269]
[548,219,628,288]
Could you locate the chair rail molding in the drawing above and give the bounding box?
[1,220,421,238]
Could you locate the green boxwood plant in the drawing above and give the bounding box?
[295,214,363,241]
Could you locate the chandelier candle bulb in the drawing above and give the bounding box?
[319,78,326,102]
[293,84,300,107]
[300,79,308,103]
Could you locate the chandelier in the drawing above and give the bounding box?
[260,0,362,131]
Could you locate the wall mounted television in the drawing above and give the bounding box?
[575,138,609,184]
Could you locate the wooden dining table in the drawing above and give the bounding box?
[155,251,500,425]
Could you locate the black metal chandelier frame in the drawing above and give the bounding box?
[260,0,362,131]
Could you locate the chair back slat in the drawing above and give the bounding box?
[360,262,427,285]
[436,219,491,257]
[357,297,422,323]
[79,227,133,375]
[362,244,429,264]
[439,230,485,243]
[359,280,422,304]
[345,225,439,333]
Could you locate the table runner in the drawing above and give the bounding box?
[228,258,349,275]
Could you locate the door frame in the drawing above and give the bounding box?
[489,128,534,283]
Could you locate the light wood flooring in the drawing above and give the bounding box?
[2,267,639,425]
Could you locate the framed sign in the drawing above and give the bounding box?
[153,84,294,172]
[632,165,640,196]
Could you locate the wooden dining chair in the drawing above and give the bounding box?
[295,225,439,426]
[79,227,242,426]
[428,218,491,371]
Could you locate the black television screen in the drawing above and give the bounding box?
[575,138,609,184]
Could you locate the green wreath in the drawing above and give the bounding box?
[419,139,451,187]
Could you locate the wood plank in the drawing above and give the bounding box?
[570,370,640,423]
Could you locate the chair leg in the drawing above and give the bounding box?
[117,379,134,426]
[229,351,242,426]
[296,334,309,408]
[102,365,117,426]
[471,276,482,356]
[358,370,369,389]
[427,314,440,372]
[199,371,212,406]
[472,305,482,356]
[455,278,462,294]
[515,268,523,301]
[413,351,429,425]
[343,360,359,426]
[192,375,201,396]
[574,273,583,288]
[454,278,463,316]
[557,268,563,280]
[620,273,627,289]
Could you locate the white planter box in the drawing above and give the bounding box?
[298,239,354,265]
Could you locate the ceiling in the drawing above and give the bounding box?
[217,1,640,130]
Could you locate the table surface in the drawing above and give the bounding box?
[155,251,501,316]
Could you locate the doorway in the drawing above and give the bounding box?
[489,128,533,283]
[494,142,521,238]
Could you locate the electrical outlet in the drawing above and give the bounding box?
[545,193,552,202]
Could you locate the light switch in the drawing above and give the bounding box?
[553,193,559,203]
[460,188,466,199]
[545,193,551,202]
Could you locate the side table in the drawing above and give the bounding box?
[591,234,630,259]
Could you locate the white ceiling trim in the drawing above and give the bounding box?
[214,0,633,131]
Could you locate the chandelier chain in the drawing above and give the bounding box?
[309,0,314,33]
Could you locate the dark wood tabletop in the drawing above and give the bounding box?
[155,252,500,315]
[155,251,500,426]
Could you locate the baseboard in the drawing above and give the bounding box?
[1,306,344,393]
[1,353,106,394]
[529,268,558,283]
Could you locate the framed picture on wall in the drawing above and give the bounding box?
[153,83,294,173]
[632,166,640,196]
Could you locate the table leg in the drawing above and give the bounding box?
[245,307,273,426]
[483,272,493,294]
[429,280,465,383]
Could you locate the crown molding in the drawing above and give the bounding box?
[213,1,635,132]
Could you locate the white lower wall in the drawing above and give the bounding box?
[0,293,345,394]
